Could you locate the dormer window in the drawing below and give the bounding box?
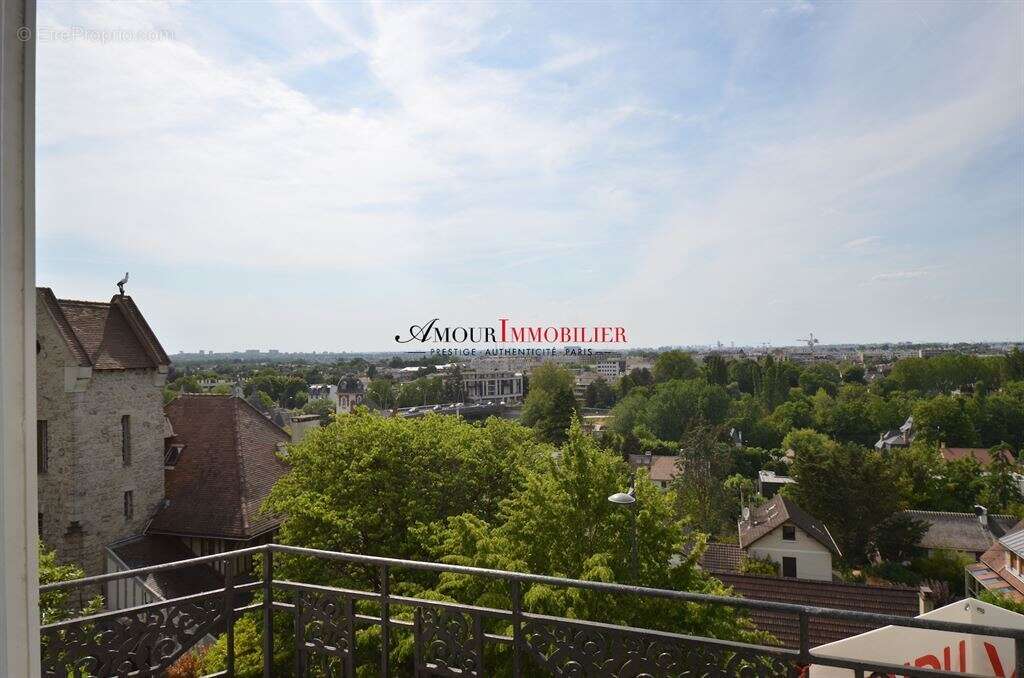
[164,443,185,468]
[782,525,796,541]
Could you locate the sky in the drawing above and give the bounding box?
[35,0,1023,352]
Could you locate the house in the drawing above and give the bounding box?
[758,469,796,498]
[337,374,365,412]
[628,452,679,490]
[101,393,292,611]
[966,520,1024,602]
[700,495,841,582]
[35,288,170,576]
[736,494,841,581]
[900,507,1016,559]
[875,415,914,451]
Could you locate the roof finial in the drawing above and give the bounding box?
[116,271,129,296]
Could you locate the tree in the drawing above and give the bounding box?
[704,354,729,386]
[652,351,699,383]
[785,430,900,564]
[423,421,764,645]
[617,367,653,397]
[842,365,866,384]
[364,378,396,410]
[913,395,980,446]
[674,426,737,538]
[265,412,547,588]
[584,377,616,408]
[799,364,841,397]
[728,359,762,395]
[300,398,336,424]
[39,541,100,624]
[520,363,578,443]
[871,513,927,562]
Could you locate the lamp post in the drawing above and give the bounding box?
[608,474,639,580]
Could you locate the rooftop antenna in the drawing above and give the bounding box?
[116,271,129,296]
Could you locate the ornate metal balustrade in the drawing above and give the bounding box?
[40,543,1024,677]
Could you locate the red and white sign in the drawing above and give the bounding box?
[810,598,1022,677]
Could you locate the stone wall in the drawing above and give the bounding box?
[36,303,167,576]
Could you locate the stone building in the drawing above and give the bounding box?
[36,288,170,576]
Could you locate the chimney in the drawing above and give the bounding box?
[919,585,935,615]
[975,505,989,527]
[643,451,652,467]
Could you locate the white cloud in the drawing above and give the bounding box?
[843,236,881,249]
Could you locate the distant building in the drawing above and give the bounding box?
[628,452,679,490]
[462,367,523,403]
[36,288,170,576]
[337,375,365,412]
[875,416,914,451]
[758,470,796,498]
[595,360,626,380]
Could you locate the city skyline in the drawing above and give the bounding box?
[35,1,1023,351]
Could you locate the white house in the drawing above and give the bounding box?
[737,494,842,581]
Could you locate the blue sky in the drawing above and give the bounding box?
[35,1,1023,351]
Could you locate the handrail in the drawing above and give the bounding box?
[39,541,1024,641]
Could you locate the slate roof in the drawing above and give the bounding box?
[700,542,742,573]
[738,495,841,556]
[901,510,1017,553]
[149,395,290,540]
[37,288,170,370]
[108,535,222,600]
[715,572,919,648]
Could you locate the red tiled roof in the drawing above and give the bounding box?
[150,395,290,540]
[628,454,679,483]
[700,542,742,572]
[940,447,1015,466]
[37,288,170,370]
[715,572,919,648]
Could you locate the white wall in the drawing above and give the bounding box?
[0,1,39,675]
[748,523,833,581]
[810,598,1023,677]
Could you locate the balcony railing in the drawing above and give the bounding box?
[39,543,1024,677]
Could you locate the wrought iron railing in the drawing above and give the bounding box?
[39,543,1024,677]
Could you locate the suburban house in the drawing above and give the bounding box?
[628,452,679,490]
[875,415,914,451]
[700,494,841,581]
[901,507,1016,559]
[105,393,290,609]
[966,520,1024,601]
[35,288,170,576]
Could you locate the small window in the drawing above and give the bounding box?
[123,490,134,520]
[782,525,796,541]
[37,420,49,473]
[38,512,43,534]
[121,415,131,465]
[782,556,797,578]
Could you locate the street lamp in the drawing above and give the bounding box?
[608,476,639,580]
